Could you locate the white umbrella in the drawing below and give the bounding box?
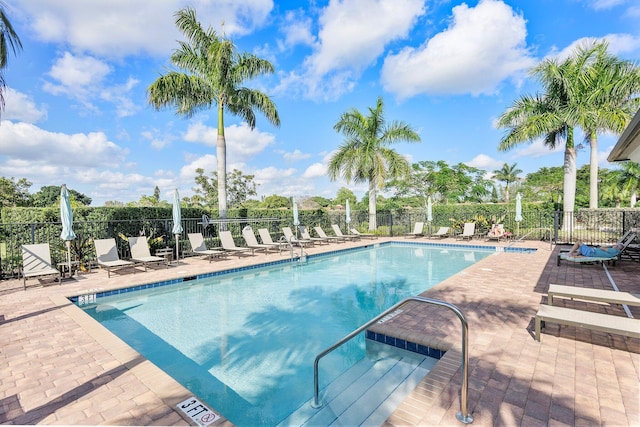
[292,197,300,238]
[427,195,433,235]
[345,199,351,225]
[60,184,76,276]
[515,193,523,236]
[172,189,183,264]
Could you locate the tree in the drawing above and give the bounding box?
[334,187,356,207]
[567,41,640,208]
[137,186,168,207]
[0,176,31,207]
[0,3,22,118]
[619,162,640,207]
[492,163,522,203]
[262,194,289,209]
[497,52,580,229]
[147,7,280,221]
[522,167,563,204]
[31,185,92,207]
[189,167,257,208]
[329,96,421,230]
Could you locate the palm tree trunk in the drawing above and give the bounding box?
[368,180,377,231]
[562,145,577,232]
[588,132,598,209]
[217,104,227,221]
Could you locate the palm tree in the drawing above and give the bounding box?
[148,7,280,220]
[567,41,640,209]
[329,96,420,231]
[0,2,22,118]
[497,56,579,229]
[492,162,522,203]
[619,161,640,207]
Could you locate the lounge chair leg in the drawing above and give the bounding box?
[535,317,542,341]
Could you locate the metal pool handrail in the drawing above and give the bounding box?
[311,296,474,424]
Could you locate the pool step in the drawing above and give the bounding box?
[278,341,437,426]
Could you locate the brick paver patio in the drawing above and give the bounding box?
[1,237,638,426]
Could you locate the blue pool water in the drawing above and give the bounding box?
[78,243,496,426]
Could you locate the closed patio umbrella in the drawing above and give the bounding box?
[292,197,300,238]
[172,189,183,264]
[345,199,351,226]
[515,193,523,236]
[426,195,433,236]
[60,184,76,276]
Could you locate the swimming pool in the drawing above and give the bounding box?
[77,243,499,425]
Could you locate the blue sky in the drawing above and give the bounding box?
[2,0,639,206]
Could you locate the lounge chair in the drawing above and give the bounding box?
[547,284,640,309]
[557,233,636,266]
[456,223,475,240]
[283,226,314,246]
[219,230,254,257]
[257,228,289,253]
[94,238,135,278]
[21,243,61,288]
[300,225,329,244]
[534,304,640,342]
[331,224,359,241]
[486,224,506,241]
[187,233,227,262]
[430,227,450,239]
[313,226,344,243]
[349,227,377,239]
[242,226,276,253]
[404,222,424,238]
[128,236,168,271]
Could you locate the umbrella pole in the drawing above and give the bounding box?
[66,240,72,277]
[175,234,180,264]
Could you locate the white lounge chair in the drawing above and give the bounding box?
[547,284,640,310]
[535,304,640,342]
[187,233,227,262]
[456,223,475,240]
[430,227,450,239]
[331,224,359,241]
[242,226,276,253]
[404,222,424,238]
[349,227,377,239]
[94,238,135,278]
[313,226,344,243]
[128,236,168,271]
[557,233,637,266]
[21,243,61,288]
[257,228,289,253]
[300,226,329,244]
[219,230,254,257]
[486,224,506,241]
[283,226,314,246]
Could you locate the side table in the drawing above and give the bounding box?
[57,261,80,278]
[155,247,174,264]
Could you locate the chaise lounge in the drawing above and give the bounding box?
[557,232,636,266]
[94,238,135,278]
[21,243,61,289]
[187,233,227,262]
[128,236,169,271]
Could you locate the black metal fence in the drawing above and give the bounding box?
[1,209,638,279]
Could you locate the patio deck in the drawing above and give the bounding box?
[0,237,638,426]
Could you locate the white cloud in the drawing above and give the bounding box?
[381,0,536,98]
[278,0,424,100]
[179,154,217,181]
[3,88,47,123]
[279,149,311,162]
[278,10,315,50]
[466,154,503,170]
[550,34,640,61]
[509,138,564,158]
[583,0,627,10]
[183,121,276,163]
[0,121,127,167]
[17,0,274,58]
[303,162,326,178]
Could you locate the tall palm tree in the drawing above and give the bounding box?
[492,162,522,203]
[568,41,640,209]
[497,56,579,230]
[0,2,22,119]
[329,96,420,230]
[148,7,280,220]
